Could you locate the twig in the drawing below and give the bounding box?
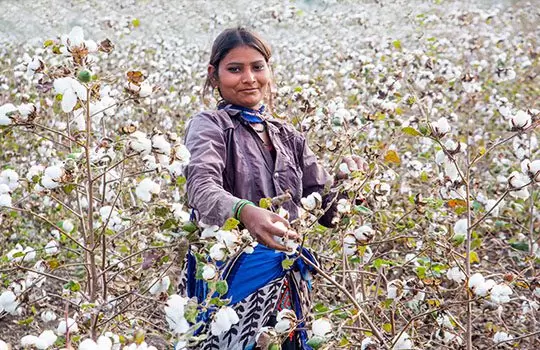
[299,252,387,346]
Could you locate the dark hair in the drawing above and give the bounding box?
[203,27,273,105]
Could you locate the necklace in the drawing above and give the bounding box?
[250,123,266,133]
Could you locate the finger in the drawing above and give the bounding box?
[272,228,299,241]
[271,214,291,228]
[258,232,289,251]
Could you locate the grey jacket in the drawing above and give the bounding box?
[184,105,333,226]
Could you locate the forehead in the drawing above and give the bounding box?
[221,45,266,65]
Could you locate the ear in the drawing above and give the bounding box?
[207,65,218,87]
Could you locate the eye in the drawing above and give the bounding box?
[227,67,241,73]
[254,64,266,71]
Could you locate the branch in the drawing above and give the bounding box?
[3,206,90,253]
[299,252,387,346]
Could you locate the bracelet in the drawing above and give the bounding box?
[233,199,254,221]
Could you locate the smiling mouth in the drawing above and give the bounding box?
[240,88,259,93]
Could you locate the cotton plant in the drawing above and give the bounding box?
[0,24,197,349]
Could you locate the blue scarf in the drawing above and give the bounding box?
[219,103,266,123]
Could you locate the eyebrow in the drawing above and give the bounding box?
[225,60,266,66]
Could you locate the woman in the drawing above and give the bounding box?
[182,27,364,349]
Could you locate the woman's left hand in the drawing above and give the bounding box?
[336,155,369,180]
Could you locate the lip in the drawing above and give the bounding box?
[240,88,259,93]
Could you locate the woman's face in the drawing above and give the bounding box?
[210,45,271,109]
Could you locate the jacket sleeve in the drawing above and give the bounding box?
[298,137,339,228]
[184,113,240,226]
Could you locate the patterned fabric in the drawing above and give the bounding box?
[178,246,319,349]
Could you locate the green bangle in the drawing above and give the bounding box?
[234,199,254,221]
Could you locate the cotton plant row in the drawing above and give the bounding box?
[0,26,202,350]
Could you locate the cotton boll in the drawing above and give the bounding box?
[431,117,450,137]
[57,317,79,335]
[435,150,446,165]
[202,264,217,280]
[0,194,12,207]
[44,165,64,180]
[0,169,19,190]
[475,279,496,297]
[490,284,512,304]
[44,240,59,255]
[453,219,468,240]
[300,192,322,211]
[139,82,153,97]
[393,332,413,350]
[274,309,296,334]
[149,276,170,295]
[312,318,332,338]
[343,234,356,256]
[62,220,74,233]
[468,273,485,289]
[493,331,513,344]
[0,290,18,314]
[354,225,374,243]
[129,131,152,155]
[509,110,531,130]
[41,310,57,322]
[446,266,465,283]
[443,159,460,181]
[164,294,190,334]
[209,243,226,261]
[135,178,160,202]
[211,306,240,336]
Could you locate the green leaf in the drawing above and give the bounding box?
[353,205,372,215]
[282,258,295,270]
[132,18,140,27]
[222,217,240,231]
[402,127,422,137]
[17,316,34,326]
[418,125,429,135]
[216,280,228,296]
[176,176,186,187]
[510,241,529,252]
[43,40,54,47]
[380,299,393,309]
[184,300,199,323]
[392,40,402,50]
[154,206,170,217]
[383,323,393,333]
[313,302,329,313]
[372,258,394,269]
[63,183,76,194]
[181,221,198,233]
[161,219,177,230]
[63,280,81,292]
[306,336,325,349]
[468,251,480,264]
[259,197,272,209]
[209,297,228,307]
[339,336,350,346]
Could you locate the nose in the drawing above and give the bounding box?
[242,69,256,83]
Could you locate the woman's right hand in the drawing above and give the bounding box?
[239,205,299,251]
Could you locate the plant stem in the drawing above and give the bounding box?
[299,252,387,346]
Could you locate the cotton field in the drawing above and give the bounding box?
[0,0,538,349]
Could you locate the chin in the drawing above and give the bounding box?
[240,98,263,109]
